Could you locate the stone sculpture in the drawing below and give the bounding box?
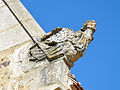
[0,0,97,89]
[29,20,96,68]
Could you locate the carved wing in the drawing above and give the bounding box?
[41,27,75,46]
[40,27,62,41]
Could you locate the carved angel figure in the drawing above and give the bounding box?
[29,20,96,68]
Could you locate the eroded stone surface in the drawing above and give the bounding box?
[0,27,90,89]
[0,42,70,90]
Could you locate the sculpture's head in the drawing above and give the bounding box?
[81,20,96,32]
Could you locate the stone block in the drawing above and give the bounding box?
[21,19,45,37]
[7,0,34,21]
[0,25,30,51]
[0,5,18,33]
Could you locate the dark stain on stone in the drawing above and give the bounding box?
[2,61,10,67]
[0,61,10,68]
[1,58,4,61]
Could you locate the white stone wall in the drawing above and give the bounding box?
[0,0,45,52]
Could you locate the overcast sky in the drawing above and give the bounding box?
[21,0,120,90]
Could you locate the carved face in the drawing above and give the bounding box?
[82,20,96,32]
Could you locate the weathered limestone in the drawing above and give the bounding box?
[0,42,70,90]
[0,0,96,89]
